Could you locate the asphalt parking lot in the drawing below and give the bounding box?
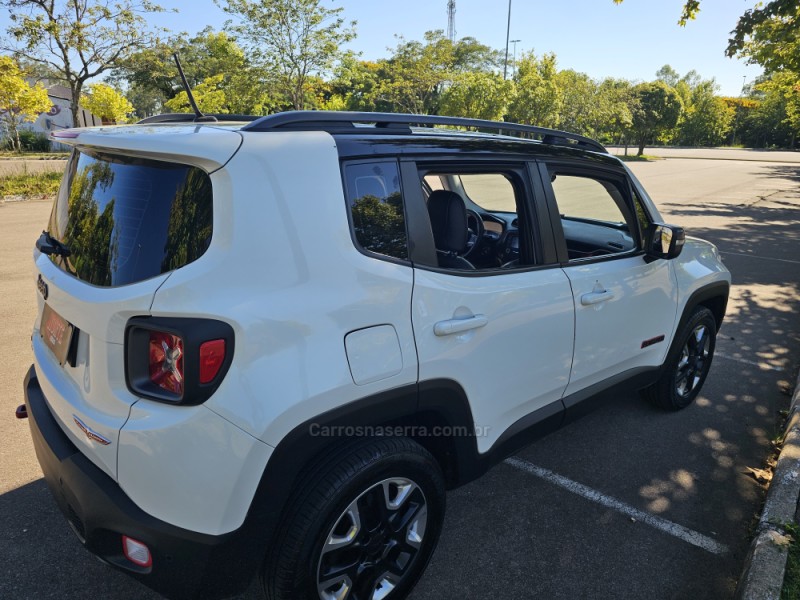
[1,150,799,599]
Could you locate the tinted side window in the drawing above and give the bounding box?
[547,170,637,261]
[551,174,629,227]
[344,161,408,261]
[419,169,533,272]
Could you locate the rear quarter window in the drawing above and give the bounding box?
[343,160,409,262]
[47,150,213,287]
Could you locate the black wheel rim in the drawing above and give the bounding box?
[317,477,428,600]
[675,324,710,398]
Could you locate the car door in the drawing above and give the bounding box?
[405,160,574,454]
[536,161,678,401]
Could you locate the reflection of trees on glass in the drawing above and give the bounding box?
[161,168,213,272]
[351,191,407,260]
[59,160,117,285]
[48,151,214,287]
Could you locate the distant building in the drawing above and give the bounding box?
[15,82,101,150]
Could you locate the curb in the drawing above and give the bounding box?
[735,369,800,599]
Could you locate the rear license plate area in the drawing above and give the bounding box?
[41,304,77,366]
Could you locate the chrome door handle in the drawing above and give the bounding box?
[434,314,488,336]
[581,291,615,306]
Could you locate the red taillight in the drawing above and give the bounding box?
[126,317,234,405]
[199,339,226,384]
[148,331,184,396]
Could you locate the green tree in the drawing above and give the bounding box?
[375,31,499,115]
[507,51,561,129]
[555,69,598,137]
[439,71,514,121]
[0,55,51,151]
[727,0,799,72]
[164,74,227,114]
[217,0,356,110]
[678,81,734,146]
[594,78,634,145]
[1,0,168,127]
[323,54,385,112]
[80,83,134,124]
[655,67,732,146]
[756,73,800,147]
[110,28,275,117]
[655,64,681,87]
[721,96,758,146]
[630,81,683,155]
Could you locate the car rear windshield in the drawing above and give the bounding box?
[46,149,213,287]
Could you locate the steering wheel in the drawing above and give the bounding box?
[462,209,485,258]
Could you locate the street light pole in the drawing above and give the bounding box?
[503,0,512,79]
[510,39,521,79]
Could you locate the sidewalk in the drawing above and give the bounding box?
[736,369,800,599]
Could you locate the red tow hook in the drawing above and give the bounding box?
[15,405,28,419]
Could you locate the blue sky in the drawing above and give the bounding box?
[2,0,763,96]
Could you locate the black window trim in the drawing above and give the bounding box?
[537,159,648,267]
[402,158,553,277]
[340,157,413,267]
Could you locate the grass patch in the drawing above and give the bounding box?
[0,151,70,160]
[783,524,800,600]
[0,171,62,197]
[615,154,663,162]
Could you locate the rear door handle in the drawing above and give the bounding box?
[581,291,615,306]
[434,314,488,336]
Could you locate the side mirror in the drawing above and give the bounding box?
[645,223,685,261]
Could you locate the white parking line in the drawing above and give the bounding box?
[720,251,800,266]
[504,457,729,555]
[715,352,785,372]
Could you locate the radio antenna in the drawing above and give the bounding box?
[172,53,217,123]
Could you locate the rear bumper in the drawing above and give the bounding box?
[23,364,259,600]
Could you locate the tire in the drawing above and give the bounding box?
[643,306,717,411]
[262,437,446,600]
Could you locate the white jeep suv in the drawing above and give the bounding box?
[21,111,730,600]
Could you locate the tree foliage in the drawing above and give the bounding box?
[439,71,513,121]
[110,29,277,117]
[217,0,356,110]
[80,83,133,123]
[756,73,800,145]
[508,52,561,129]
[726,0,800,71]
[0,55,51,151]
[630,81,683,155]
[1,0,168,127]
[373,31,499,115]
[164,74,227,114]
[678,81,734,146]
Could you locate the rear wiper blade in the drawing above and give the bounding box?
[36,230,71,257]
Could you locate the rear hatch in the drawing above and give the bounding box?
[32,125,241,478]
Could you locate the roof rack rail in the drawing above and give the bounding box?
[137,113,260,124]
[241,111,607,153]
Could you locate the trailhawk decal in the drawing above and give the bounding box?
[73,415,112,446]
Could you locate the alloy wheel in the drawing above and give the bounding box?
[675,324,710,398]
[317,477,428,600]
